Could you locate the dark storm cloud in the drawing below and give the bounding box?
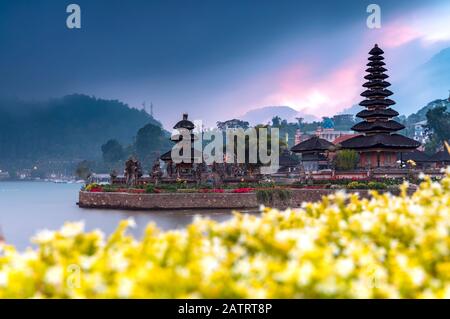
[0,0,445,127]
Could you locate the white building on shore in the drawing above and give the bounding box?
[0,170,10,180]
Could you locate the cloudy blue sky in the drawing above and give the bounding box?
[0,0,449,128]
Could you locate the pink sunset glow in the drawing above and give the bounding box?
[74,1,450,128]
[378,6,450,49]
[240,3,450,121]
[262,61,363,117]
[380,22,422,48]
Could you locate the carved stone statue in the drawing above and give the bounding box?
[166,161,174,177]
[110,169,118,179]
[194,162,204,185]
[136,160,143,179]
[151,160,162,184]
[124,156,141,187]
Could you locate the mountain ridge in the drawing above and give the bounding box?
[0,94,167,170]
[239,105,319,125]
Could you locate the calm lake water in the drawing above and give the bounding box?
[0,181,253,250]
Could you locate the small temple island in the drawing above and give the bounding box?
[79,44,449,210]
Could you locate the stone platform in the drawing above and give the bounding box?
[78,189,375,210]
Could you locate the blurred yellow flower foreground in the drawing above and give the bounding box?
[1,169,450,298]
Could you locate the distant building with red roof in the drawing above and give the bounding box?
[333,134,360,145]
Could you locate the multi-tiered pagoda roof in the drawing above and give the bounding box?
[171,113,196,142]
[173,113,195,131]
[291,136,334,153]
[341,44,420,151]
[160,113,200,162]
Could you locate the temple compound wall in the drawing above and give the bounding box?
[79,189,381,210]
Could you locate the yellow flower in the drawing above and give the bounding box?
[60,221,85,238]
[0,168,449,298]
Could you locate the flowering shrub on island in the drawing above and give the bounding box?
[231,187,255,193]
[85,183,257,194]
[83,183,103,192]
[346,181,387,190]
[199,188,225,193]
[12,168,449,298]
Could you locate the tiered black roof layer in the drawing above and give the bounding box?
[369,46,384,55]
[360,99,395,107]
[365,66,387,73]
[397,150,432,163]
[291,136,334,153]
[341,134,420,150]
[174,119,195,130]
[368,55,384,61]
[363,80,391,88]
[161,113,199,161]
[431,149,450,162]
[279,149,300,167]
[366,61,385,67]
[356,108,399,119]
[364,73,389,80]
[360,89,393,98]
[351,120,404,132]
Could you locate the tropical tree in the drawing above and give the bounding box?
[101,139,124,163]
[135,123,166,165]
[334,149,359,170]
[425,106,450,152]
[75,160,91,180]
[271,116,282,127]
[216,119,249,130]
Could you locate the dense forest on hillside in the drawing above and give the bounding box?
[397,97,450,138]
[0,95,168,173]
[1,93,448,177]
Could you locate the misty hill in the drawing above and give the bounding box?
[0,95,164,165]
[338,104,361,116]
[395,47,450,115]
[393,95,450,139]
[420,47,450,86]
[406,97,450,123]
[400,95,450,134]
[240,106,318,125]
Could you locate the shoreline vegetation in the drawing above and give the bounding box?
[83,176,410,194]
[1,169,449,298]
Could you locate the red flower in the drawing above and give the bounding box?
[232,187,255,193]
